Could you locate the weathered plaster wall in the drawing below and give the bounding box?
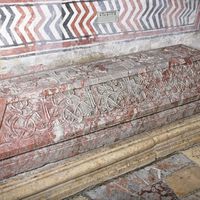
[0,0,199,78]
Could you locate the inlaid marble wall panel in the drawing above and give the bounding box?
[0,0,199,58]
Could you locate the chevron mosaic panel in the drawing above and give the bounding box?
[0,0,199,58]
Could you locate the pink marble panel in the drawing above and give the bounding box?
[0,98,200,180]
[0,45,199,162]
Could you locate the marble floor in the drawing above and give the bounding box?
[68,145,200,200]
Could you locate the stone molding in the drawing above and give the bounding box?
[0,113,200,200]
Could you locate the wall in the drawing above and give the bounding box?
[0,0,200,78]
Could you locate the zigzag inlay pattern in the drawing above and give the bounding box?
[0,0,199,56]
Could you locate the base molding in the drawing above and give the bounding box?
[1,114,200,200]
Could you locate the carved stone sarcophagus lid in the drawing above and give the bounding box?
[0,44,200,180]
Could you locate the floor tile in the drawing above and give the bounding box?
[114,154,193,195]
[153,154,193,177]
[138,181,179,200]
[114,167,161,194]
[70,195,89,200]
[181,190,200,200]
[165,166,200,197]
[77,152,197,200]
[182,145,200,166]
[85,182,142,200]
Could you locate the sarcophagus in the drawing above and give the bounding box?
[0,45,200,180]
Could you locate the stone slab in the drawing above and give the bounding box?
[113,154,193,195]
[165,166,200,197]
[138,181,179,200]
[182,145,200,166]
[69,195,89,200]
[1,45,199,103]
[0,45,200,163]
[84,181,179,200]
[84,153,195,200]
[181,190,200,200]
[153,154,193,177]
[85,182,142,200]
[1,100,199,180]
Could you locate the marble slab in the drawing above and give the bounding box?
[1,100,200,180]
[0,45,200,179]
[166,166,200,197]
[182,145,200,166]
[84,154,192,200]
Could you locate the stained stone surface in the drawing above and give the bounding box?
[84,182,142,200]
[165,166,200,197]
[70,195,89,200]
[153,154,194,177]
[0,45,200,180]
[181,190,200,200]
[138,182,179,200]
[113,154,194,194]
[83,153,194,200]
[182,145,200,166]
[70,152,200,200]
[1,101,199,180]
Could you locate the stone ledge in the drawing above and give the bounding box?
[1,113,200,200]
